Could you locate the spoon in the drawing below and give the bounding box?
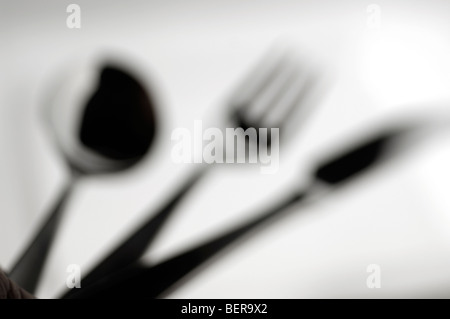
[8,60,157,294]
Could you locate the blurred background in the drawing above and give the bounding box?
[2,0,450,298]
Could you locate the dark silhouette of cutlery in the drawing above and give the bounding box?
[61,50,321,298]
[63,125,408,299]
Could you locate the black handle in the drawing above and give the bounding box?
[9,181,74,293]
[62,168,207,298]
[65,190,307,299]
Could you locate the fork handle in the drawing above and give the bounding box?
[64,189,308,299]
[62,166,209,298]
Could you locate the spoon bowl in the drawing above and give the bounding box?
[48,58,157,175]
[9,53,158,294]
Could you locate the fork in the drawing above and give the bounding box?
[62,49,320,297]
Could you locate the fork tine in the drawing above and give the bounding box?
[275,72,319,130]
[230,51,290,121]
[261,61,311,128]
[252,57,302,128]
[237,57,295,127]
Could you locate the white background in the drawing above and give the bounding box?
[2,0,450,298]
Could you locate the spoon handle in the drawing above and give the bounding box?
[8,180,75,294]
[63,189,308,299]
[63,167,208,297]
